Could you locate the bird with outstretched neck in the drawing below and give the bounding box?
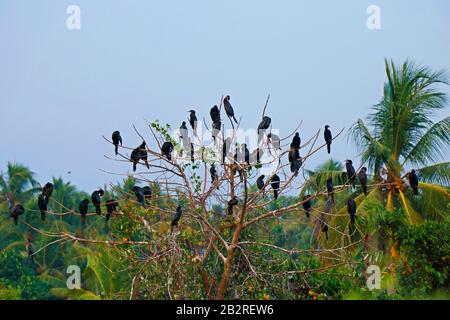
[324,125,332,154]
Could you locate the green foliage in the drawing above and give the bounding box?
[396,220,450,297]
[0,249,53,300]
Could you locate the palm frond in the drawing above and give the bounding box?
[403,118,450,166]
[415,162,450,187]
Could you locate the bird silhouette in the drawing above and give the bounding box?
[130,147,141,172]
[257,116,272,143]
[133,186,147,208]
[270,174,281,200]
[324,125,332,154]
[139,141,150,169]
[408,169,419,195]
[210,164,217,185]
[171,205,183,234]
[11,204,25,225]
[227,197,239,215]
[291,132,301,150]
[105,199,118,222]
[345,160,356,188]
[302,196,311,219]
[42,182,54,199]
[326,177,334,203]
[112,131,122,155]
[79,199,89,224]
[91,189,104,215]
[222,137,232,164]
[257,175,265,191]
[347,198,357,224]
[210,105,220,122]
[358,167,368,195]
[161,141,174,161]
[188,110,198,136]
[37,194,48,221]
[223,95,238,126]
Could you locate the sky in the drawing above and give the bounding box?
[1,0,449,192]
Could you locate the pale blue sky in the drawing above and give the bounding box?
[1,0,449,191]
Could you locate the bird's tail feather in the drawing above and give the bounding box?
[327,143,331,154]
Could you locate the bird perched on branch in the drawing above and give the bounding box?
[291,132,301,150]
[210,164,217,185]
[408,169,419,195]
[288,146,302,176]
[112,131,122,156]
[324,125,332,154]
[179,121,188,140]
[257,175,265,192]
[91,189,104,215]
[105,199,118,222]
[37,182,53,221]
[227,197,239,215]
[345,160,356,188]
[270,174,281,200]
[42,182,54,199]
[38,194,48,221]
[171,205,183,234]
[303,196,311,219]
[242,144,250,166]
[224,95,238,126]
[210,105,222,142]
[79,199,89,224]
[257,116,272,144]
[358,167,368,195]
[210,105,220,123]
[10,204,25,225]
[188,110,198,136]
[347,198,357,224]
[130,147,141,172]
[222,138,232,164]
[161,141,174,161]
[133,186,147,208]
[326,177,334,203]
[139,141,150,169]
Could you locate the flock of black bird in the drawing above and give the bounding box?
[6,95,422,241]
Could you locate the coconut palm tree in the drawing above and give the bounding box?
[350,59,450,223]
[0,162,40,203]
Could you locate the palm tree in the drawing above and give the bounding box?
[301,159,346,196]
[350,59,450,223]
[0,162,40,204]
